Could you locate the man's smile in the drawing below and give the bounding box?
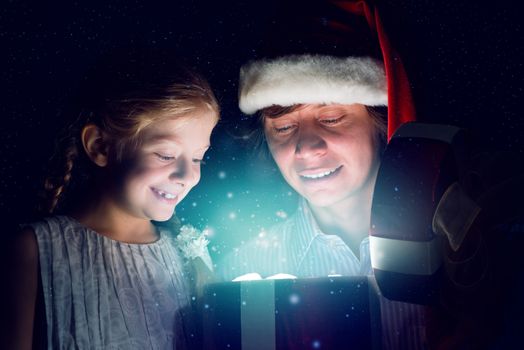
[298,165,343,181]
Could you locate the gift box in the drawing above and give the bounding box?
[199,276,382,350]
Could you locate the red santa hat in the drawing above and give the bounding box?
[238,0,416,140]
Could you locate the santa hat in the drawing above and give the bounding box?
[238,0,416,139]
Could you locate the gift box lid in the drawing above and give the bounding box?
[200,276,382,350]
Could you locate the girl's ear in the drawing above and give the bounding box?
[81,124,110,167]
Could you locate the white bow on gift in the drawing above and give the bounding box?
[232,273,297,282]
[176,224,213,271]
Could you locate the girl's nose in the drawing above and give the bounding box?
[169,157,198,187]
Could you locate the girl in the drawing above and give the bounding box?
[2,50,219,349]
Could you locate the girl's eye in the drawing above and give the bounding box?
[193,158,206,165]
[155,153,175,161]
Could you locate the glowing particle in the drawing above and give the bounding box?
[203,227,214,237]
[229,212,237,220]
[227,192,233,199]
[289,293,300,305]
[276,210,288,219]
[218,171,226,179]
[312,340,321,348]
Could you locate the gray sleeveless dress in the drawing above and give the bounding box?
[30,215,194,349]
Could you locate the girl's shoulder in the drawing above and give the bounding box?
[23,215,77,241]
[24,214,68,230]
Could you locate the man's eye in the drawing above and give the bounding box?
[155,153,175,161]
[274,125,295,134]
[320,116,344,125]
[193,158,206,165]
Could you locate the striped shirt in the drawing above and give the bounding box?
[219,199,427,349]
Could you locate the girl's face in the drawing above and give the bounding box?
[114,108,217,222]
[264,103,380,208]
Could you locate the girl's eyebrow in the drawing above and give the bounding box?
[144,136,210,152]
[142,134,180,145]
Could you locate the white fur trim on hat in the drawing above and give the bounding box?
[239,54,387,114]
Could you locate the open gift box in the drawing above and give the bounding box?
[199,276,382,350]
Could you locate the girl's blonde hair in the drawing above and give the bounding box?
[41,50,219,214]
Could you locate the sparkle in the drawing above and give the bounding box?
[289,293,300,305]
[276,210,287,219]
[203,227,214,237]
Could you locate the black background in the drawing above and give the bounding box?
[1,0,522,257]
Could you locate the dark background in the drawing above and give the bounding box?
[1,0,522,260]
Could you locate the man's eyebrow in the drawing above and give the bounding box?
[317,105,345,113]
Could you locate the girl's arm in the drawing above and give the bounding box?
[0,227,39,350]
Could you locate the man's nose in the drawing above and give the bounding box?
[169,156,197,187]
[295,124,327,159]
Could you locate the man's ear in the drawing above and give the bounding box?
[81,124,109,167]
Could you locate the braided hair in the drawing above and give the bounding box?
[39,49,219,215]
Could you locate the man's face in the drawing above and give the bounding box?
[264,104,381,208]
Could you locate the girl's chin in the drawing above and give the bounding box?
[148,208,176,222]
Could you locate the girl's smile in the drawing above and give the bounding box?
[150,186,180,203]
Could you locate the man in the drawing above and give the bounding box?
[217,0,524,348]
[218,1,430,349]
